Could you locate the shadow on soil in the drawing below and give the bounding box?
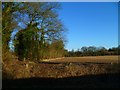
[3,73,120,88]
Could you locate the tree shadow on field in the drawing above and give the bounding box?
[2,73,120,88]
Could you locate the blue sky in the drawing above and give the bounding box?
[58,2,118,51]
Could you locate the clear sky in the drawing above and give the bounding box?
[58,2,118,51]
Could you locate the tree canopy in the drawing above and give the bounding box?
[2,2,67,61]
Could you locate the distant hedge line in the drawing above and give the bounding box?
[65,46,120,57]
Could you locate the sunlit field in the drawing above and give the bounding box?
[44,55,119,64]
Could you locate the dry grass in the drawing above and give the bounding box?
[47,55,119,63]
[2,55,120,79]
[3,55,120,88]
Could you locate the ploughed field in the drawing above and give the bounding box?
[3,55,120,88]
[43,55,119,64]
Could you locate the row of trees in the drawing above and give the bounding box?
[2,2,67,61]
[66,46,120,57]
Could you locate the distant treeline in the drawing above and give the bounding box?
[65,46,120,57]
